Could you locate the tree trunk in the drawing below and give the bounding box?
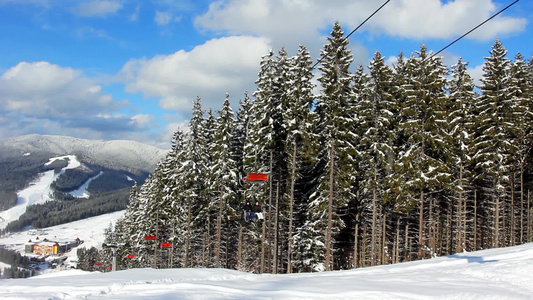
[456,164,465,253]
[215,187,223,268]
[520,164,524,244]
[527,190,533,243]
[353,213,359,268]
[185,202,191,268]
[511,175,515,246]
[429,197,435,257]
[463,186,467,251]
[381,211,387,264]
[237,225,243,270]
[287,145,297,274]
[418,190,425,259]
[325,140,335,271]
[405,222,411,261]
[474,190,478,250]
[273,182,280,274]
[494,190,500,248]
[261,150,274,274]
[394,218,400,264]
[371,165,378,266]
[362,225,367,267]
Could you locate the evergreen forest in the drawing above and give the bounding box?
[102,22,533,274]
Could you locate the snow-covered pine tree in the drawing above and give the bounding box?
[246,51,275,274]
[308,21,355,271]
[211,94,239,269]
[446,57,476,253]
[473,39,514,249]
[356,50,397,266]
[234,92,264,272]
[246,48,291,273]
[106,181,140,269]
[392,45,450,259]
[200,108,218,267]
[349,64,370,268]
[129,168,167,268]
[178,97,210,267]
[507,52,533,245]
[284,44,316,273]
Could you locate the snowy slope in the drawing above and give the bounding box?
[0,155,82,230]
[0,210,124,268]
[1,242,532,299]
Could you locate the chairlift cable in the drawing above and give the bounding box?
[311,0,391,70]
[427,0,520,60]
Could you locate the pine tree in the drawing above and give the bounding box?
[284,44,316,273]
[211,94,239,268]
[392,45,450,259]
[179,97,210,267]
[308,21,355,271]
[356,50,397,265]
[473,39,513,248]
[447,57,476,252]
[508,52,533,245]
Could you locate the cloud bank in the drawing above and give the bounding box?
[119,35,272,112]
[0,61,153,141]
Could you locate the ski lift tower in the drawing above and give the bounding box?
[102,243,124,272]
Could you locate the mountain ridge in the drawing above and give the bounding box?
[0,134,168,173]
[0,134,168,217]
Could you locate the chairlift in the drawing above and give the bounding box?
[243,200,263,222]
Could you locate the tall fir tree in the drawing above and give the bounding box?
[392,45,450,259]
[356,50,397,265]
[473,39,514,248]
[446,57,476,252]
[211,94,239,268]
[308,21,355,271]
[284,44,316,273]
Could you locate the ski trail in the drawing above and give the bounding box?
[0,155,81,230]
[70,171,104,198]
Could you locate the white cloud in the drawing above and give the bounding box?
[468,63,485,86]
[72,0,123,17]
[129,4,141,21]
[0,61,160,142]
[195,0,527,47]
[77,26,111,39]
[373,0,526,40]
[154,10,173,26]
[0,61,124,118]
[119,35,272,112]
[130,114,153,126]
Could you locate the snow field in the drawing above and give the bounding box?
[0,243,532,299]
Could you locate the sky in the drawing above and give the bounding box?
[0,0,531,149]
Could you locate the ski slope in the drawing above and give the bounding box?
[1,242,532,299]
[0,155,81,230]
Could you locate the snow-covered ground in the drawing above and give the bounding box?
[0,155,82,230]
[0,243,531,299]
[0,210,124,264]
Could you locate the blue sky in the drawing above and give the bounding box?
[0,0,531,149]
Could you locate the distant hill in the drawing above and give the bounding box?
[0,134,167,173]
[0,134,168,230]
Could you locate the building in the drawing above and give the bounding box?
[25,239,82,255]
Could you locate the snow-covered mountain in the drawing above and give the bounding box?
[0,134,168,173]
[0,134,168,231]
